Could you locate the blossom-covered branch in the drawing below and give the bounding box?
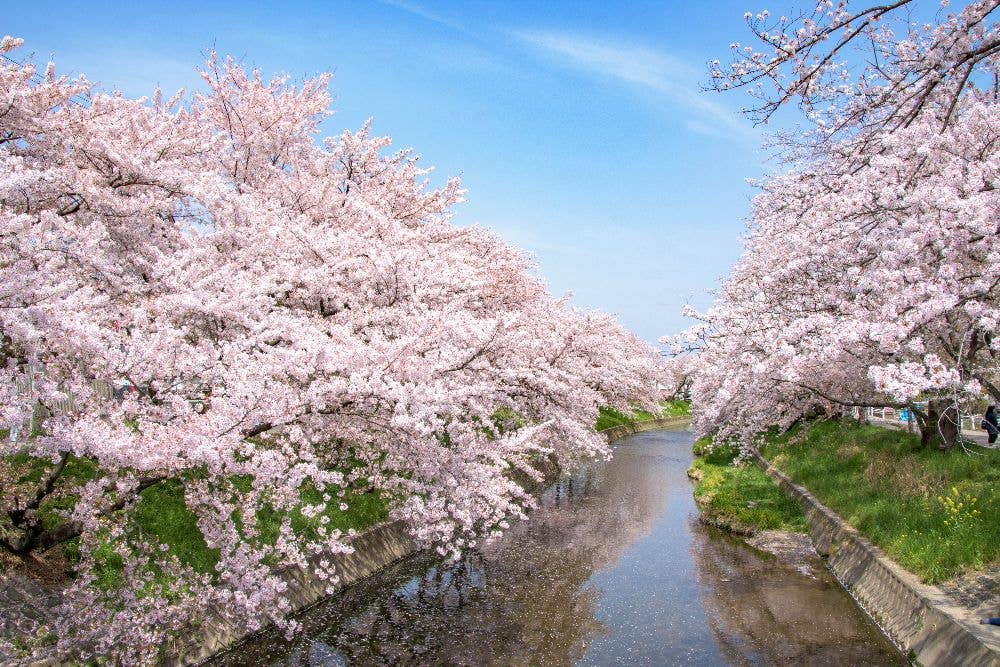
[679,1,999,448]
[710,0,999,139]
[0,37,665,662]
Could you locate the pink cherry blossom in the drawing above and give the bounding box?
[674,1,999,450]
[0,40,665,662]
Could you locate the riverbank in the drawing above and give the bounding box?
[760,420,1000,590]
[215,427,903,666]
[687,436,818,568]
[690,421,1000,665]
[694,418,1000,664]
[693,420,1000,590]
[761,420,1000,665]
[176,412,689,664]
[687,437,806,537]
[755,449,1000,665]
[0,447,390,587]
[595,400,690,430]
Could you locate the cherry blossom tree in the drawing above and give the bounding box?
[0,37,664,663]
[672,98,1000,446]
[675,1,999,449]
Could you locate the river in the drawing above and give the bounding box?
[215,428,905,666]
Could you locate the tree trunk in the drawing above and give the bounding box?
[920,399,959,451]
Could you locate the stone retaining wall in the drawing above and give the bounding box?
[178,420,690,664]
[752,452,1000,667]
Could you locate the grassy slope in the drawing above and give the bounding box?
[689,437,807,535]
[5,451,388,583]
[595,400,691,431]
[761,420,1000,583]
[9,404,660,581]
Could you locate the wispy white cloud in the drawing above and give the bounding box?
[377,0,467,33]
[513,30,755,140]
[514,31,693,88]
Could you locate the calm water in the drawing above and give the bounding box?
[216,429,905,666]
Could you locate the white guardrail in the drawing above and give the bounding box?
[861,405,981,434]
[9,364,118,440]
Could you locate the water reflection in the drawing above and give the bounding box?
[691,527,903,665]
[215,429,903,666]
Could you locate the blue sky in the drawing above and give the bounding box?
[8,0,776,343]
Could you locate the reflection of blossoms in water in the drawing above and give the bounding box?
[217,447,673,666]
[533,456,673,574]
[216,431,903,666]
[290,464,667,666]
[690,527,905,666]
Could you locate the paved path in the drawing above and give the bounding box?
[868,417,996,448]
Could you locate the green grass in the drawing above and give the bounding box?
[128,477,386,582]
[8,401,671,586]
[659,400,692,418]
[761,419,1000,583]
[250,482,388,553]
[689,437,807,535]
[595,400,690,431]
[3,451,388,589]
[132,480,219,575]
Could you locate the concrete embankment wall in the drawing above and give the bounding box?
[598,416,690,442]
[752,452,1000,667]
[170,520,419,665]
[177,418,689,665]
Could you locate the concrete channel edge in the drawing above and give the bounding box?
[751,451,1000,667]
[170,520,419,665]
[597,415,690,442]
[174,416,690,665]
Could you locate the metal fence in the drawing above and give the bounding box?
[863,405,981,433]
[9,364,116,439]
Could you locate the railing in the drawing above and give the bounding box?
[9,364,118,440]
[863,405,982,434]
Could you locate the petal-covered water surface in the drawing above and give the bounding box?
[215,428,905,666]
